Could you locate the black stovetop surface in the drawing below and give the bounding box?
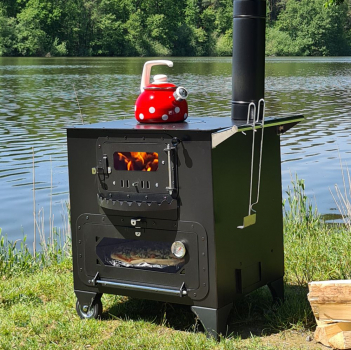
[68,115,304,132]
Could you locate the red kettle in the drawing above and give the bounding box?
[135,60,188,123]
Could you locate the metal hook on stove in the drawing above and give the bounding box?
[251,99,265,212]
[246,102,256,124]
[238,100,265,229]
[256,98,265,123]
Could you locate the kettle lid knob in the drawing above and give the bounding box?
[153,74,168,84]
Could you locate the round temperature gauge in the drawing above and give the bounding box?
[171,241,186,259]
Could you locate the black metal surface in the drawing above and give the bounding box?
[67,114,303,337]
[232,0,266,120]
[191,304,233,339]
[67,115,303,133]
[211,126,285,308]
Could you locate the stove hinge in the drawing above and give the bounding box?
[164,137,180,198]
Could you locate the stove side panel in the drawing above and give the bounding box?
[212,127,284,308]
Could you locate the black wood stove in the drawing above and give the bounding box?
[67,0,303,338]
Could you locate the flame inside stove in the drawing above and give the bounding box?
[114,152,159,171]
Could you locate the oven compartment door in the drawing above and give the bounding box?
[76,220,208,301]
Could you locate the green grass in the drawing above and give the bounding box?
[0,228,70,279]
[284,176,351,285]
[1,177,350,348]
[0,260,315,349]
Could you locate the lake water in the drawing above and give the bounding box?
[1,57,351,245]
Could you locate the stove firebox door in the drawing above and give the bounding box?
[95,135,178,213]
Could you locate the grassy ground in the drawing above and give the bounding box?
[0,259,320,349]
[1,179,351,349]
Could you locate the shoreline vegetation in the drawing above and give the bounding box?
[1,178,351,348]
[0,0,350,58]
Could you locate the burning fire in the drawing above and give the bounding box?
[114,152,159,171]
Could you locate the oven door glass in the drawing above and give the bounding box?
[96,237,185,273]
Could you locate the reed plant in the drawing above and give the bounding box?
[0,151,71,279]
[284,175,351,286]
[0,212,71,279]
[330,157,351,230]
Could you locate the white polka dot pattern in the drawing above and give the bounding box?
[162,114,168,121]
[149,107,155,114]
[139,113,144,120]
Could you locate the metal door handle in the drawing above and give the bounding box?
[95,279,188,297]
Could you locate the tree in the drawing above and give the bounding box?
[270,0,350,56]
[0,6,17,56]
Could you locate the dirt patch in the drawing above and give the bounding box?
[255,330,328,349]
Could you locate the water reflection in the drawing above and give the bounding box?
[0,57,351,243]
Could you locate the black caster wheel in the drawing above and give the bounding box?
[76,299,102,320]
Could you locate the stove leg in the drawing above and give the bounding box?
[191,303,233,340]
[268,277,284,304]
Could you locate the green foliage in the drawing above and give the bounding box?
[0,229,71,279]
[0,7,17,56]
[269,0,350,56]
[215,28,233,56]
[266,26,298,56]
[0,0,350,56]
[284,176,351,285]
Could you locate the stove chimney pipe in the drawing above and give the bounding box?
[232,0,266,120]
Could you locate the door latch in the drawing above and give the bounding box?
[96,154,111,175]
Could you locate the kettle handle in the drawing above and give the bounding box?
[140,60,173,92]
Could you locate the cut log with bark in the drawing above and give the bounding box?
[329,330,351,350]
[308,280,351,349]
[314,322,351,347]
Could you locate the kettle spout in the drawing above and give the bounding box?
[140,60,173,93]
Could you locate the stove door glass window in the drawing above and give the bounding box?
[113,152,158,171]
[96,238,184,273]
